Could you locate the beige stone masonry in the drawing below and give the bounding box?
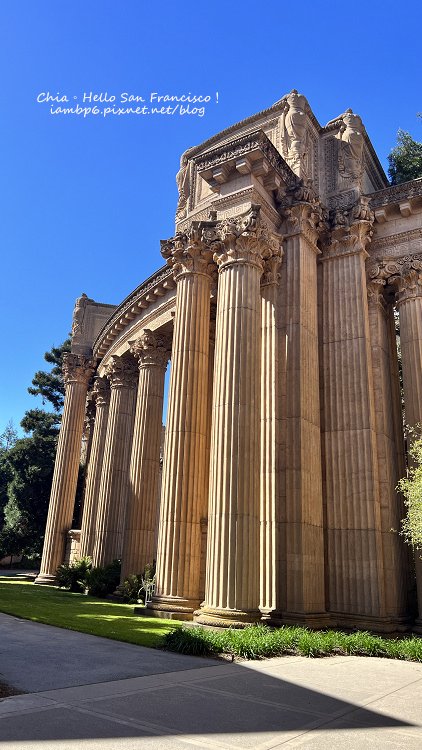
[149,224,217,618]
[35,354,95,584]
[79,377,110,558]
[92,355,138,567]
[321,199,386,622]
[196,207,282,627]
[278,187,326,622]
[120,330,170,582]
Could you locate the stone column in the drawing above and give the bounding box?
[321,198,385,625]
[196,207,282,627]
[120,330,170,582]
[279,190,326,623]
[260,251,283,617]
[385,256,422,627]
[35,353,95,584]
[79,377,110,558]
[149,223,217,619]
[366,279,409,624]
[92,355,138,568]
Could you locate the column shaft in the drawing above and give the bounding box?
[121,331,169,581]
[79,377,110,558]
[35,354,94,584]
[281,203,326,622]
[150,229,214,618]
[92,357,137,567]
[321,208,385,622]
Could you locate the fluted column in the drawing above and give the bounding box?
[279,191,326,622]
[149,224,217,618]
[367,280,410,623]
[321,198,385,623]
[35,353,95,584]
[260,252,283,616]
[386,256,422,627]
[120,330,170,581]
[79,377,110,558]
[196,207,282,627]
[92,355,138,567]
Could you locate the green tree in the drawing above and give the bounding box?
[398,431,422,550]
[388,130,422,185]
[0,340,71,560]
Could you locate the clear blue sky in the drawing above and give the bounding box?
[0,0,421,435]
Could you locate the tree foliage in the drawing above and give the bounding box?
[398,431,422,550]
[0,340,70,560]
[388,130,422,185]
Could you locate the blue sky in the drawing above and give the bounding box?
[0,0,421,435]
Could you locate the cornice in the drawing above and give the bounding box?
[93,265,174,359]
[369,177,422,208]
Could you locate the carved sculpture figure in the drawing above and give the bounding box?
[281,90,307,173]
[175,158,190,222]
[336,109,364,179]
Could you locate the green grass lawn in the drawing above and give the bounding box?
[0,577,181,648]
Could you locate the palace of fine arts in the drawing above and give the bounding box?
[35,90,422,635]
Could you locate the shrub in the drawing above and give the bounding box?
[118,561,156,604]
[56,556,91,593]
[87,559,121,598]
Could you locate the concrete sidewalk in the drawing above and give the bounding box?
[0,613,421,749]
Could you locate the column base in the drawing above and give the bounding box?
[145,595,200,621]
[412,618,422,635]
[194,605,262,628]
[330,611,412,635]
[33,573,57,586]
[269,612,331,629]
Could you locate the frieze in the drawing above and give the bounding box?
[370,178,422,208]
[371,228,422,253]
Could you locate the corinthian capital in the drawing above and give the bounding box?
[214,204,282,272]
[280,181,326,249]
[129,329,172,369]
[326,197,374,258]
[161,221,220,281]
[367,253,422,307]
[62,353,96,386]
[91,376,110,408]
[105,355,138,389]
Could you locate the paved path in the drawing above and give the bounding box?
[0,612,421,749]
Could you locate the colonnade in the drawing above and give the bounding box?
[35,201,422,631]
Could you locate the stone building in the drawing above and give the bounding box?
[35,91,422,633]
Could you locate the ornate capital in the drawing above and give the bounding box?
[214,204,282,273]
[91,375,110,408]
[62,353,96,387]
[129,329,171,369]
[161,222,219,281]
[368,254,422,307]
[105,355,138,390]
[261,248,283,286]
[280,182,326,250]
[366,279,388,313]
[325,197,374,258]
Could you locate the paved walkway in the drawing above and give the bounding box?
[0,612,421,749]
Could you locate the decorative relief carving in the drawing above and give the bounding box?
[62,353,96,387]
[175,158,190,223]
[129,329,171,369]
[323,197,374,258]
[213,204,282,272]
[92,376,110,407]
[161,222,222,280]
[370,228,422,254]
[279,181,327,248]
[367,253,422,305]
[71,293,93,343]
[370,177,422,208]
[105,355,138,389]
